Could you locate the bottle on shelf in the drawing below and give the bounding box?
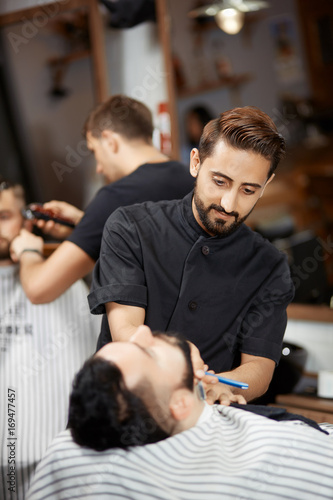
[157,102,172,156]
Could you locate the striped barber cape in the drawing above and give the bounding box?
[0,264,101,500]
[27,405,333,500]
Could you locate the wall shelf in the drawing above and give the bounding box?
[287,303,333,323]
[271,393,333,424]
[177,73,252,99]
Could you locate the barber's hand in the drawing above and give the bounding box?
[194,370,242,405]
[10,229,44,262]
[205,382,247,406]
[34,201,83,240]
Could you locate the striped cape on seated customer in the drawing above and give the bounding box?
[27,404,333,500]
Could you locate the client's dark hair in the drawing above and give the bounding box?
[0,177,26,204]
[68,357,169,451]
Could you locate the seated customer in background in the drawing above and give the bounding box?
[28,326,333,500]
[10,94,193,304]
[0,179,100,500]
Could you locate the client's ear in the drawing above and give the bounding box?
[169,389,193,421]
[101,129,118,153]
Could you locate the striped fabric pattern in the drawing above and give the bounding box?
[28,405,333,500]
[0,265,101,500]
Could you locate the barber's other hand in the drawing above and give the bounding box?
[34,201,83,239]
[205,383,247,406]
[10,229,44,262]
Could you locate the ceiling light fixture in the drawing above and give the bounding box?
[215,8,245,34]
[188,1,269,35]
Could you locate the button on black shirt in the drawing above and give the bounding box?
[202,246,210,256]
[89,192,294,372]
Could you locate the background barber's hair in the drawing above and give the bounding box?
[186,105,214,148]
[68,357,169,451]
[83,94,154,143]
[0,177,25,204]
[198,106,286,178]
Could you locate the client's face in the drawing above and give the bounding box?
[69,328,195,450]
[0,189,24,262]
[97,327,192,398]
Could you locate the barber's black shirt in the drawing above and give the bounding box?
[89,192,294,372]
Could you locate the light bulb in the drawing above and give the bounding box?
[215,8,245,35]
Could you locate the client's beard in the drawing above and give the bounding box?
[131,333,194,438]
[123,378,171,446]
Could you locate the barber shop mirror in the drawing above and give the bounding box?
[0,0,108,207]
[0,0,173,206]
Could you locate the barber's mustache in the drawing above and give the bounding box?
[209,204,239,219]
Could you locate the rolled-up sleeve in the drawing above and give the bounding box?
[88,209,147,315]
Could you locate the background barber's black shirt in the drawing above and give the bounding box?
[68,161,193,261]
[89,192,294,372]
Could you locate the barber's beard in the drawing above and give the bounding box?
[193,185,255,238]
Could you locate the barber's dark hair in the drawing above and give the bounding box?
[68,357,169,451]
[198,106,286,178]
[83,94,154,142]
